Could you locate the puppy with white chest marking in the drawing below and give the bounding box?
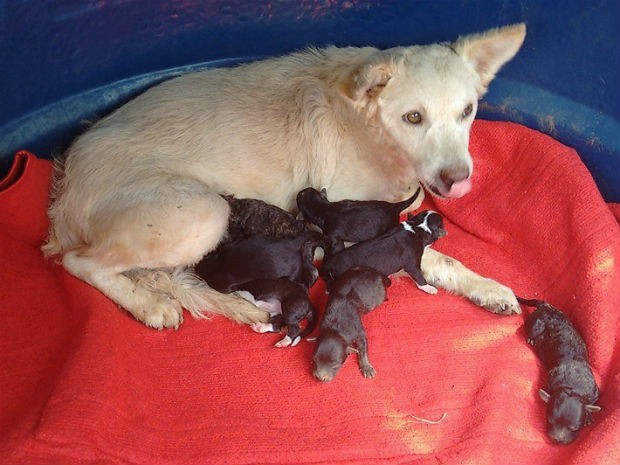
[313,268,391,382]
[42,24,525,328]
[296,186,421,254]
[321,211,447,294]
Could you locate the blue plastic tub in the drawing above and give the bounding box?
[1,1,618,200]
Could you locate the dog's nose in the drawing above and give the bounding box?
[439,168,469,189]
[439,168,472,198]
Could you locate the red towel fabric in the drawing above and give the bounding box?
[0,120,619,465]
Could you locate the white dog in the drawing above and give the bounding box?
[43,24,526,329]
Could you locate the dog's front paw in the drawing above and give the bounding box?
[469,278,520,315]
[251,322,275,333]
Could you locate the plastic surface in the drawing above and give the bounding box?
[0,0,618,200]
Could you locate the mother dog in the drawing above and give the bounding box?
[43,24,526,329]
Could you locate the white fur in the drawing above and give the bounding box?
[42,24,526,328]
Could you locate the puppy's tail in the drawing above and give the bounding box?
[394,186,422,212]
[132,268,269,324]
[516,297,547,308]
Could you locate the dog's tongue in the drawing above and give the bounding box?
[445,178,472,198]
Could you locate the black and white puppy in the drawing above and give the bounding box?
[320,210,447,294]
[222,194,306,245]
[313,268,391,382]
[195,230,327,292]
[232,277,317,348]
[519,298,601,444]
[296,187,421,254]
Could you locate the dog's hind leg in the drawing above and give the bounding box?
[59,182,268,328]
[421,248,520,315]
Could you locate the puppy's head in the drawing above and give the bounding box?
[312,333,348,382]
[405,210,447,245]
[539,389,601,444]
[340,24,526,199]
[296,187,328,209]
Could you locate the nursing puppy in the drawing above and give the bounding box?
[321,211,447,294]
[313,268,391,382]
[519,298,601,444]
[195,230,327,293]
[296,186,421,254]
[222,195,305,245]
[234,278,317,348]
[42,24,525,329]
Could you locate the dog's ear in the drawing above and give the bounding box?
[340,50,395,101]
[453,23,526,95]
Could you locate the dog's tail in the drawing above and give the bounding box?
[394,186,422,213]
[133,268,269,324]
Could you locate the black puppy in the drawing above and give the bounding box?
[519,297,601,444]
[195,230,327,292]
[321,210,446,294]
[313,268,391,382]
[297,187,421,254]
[222,194,305,244]
[232,278,317,347]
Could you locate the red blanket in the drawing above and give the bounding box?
[1,121,619,465]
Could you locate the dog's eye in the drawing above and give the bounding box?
[403,111,422,125]
[461,103,473,119]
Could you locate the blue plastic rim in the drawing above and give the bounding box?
[1,1,618,201]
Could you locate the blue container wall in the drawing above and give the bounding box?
[1,0,618,200]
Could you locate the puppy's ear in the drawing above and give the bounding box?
[539,389,551,403]
[340,50,395,101]
[453,23,526,95]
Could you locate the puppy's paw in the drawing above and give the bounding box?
[251,322,274,333]
[469,279,520,315]
[360,363,376,379]
[417,283,438,294]
[275,335,293,347]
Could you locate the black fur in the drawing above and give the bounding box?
[320,210,446,291]
[312,268,391,382]
[240,278,317,347]
[296,187,421,254]
[519,298,601,444]
[195,230,327,292]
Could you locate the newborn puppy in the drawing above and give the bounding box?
[195,230,327,292]
[222,195,305,244]
[519,297,601,444]
[313,268,391,382]
[234,278,317,347]
[321,210,446,294]
[296,187,421,254]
